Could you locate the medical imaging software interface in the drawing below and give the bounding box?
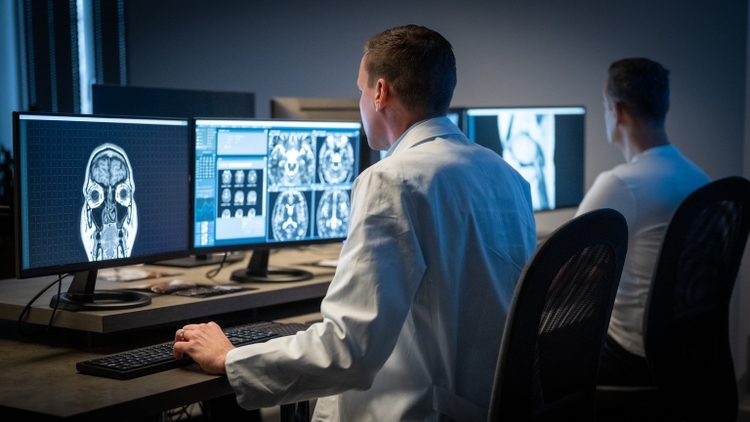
[463,107,585,212]
[193,119,361,250]
[16,114,190,276]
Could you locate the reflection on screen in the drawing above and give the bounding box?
[193,119,361,251]
[464,107,585,212]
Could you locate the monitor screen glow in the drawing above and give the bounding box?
[192,119,362,252]
[14,113,191,278]
[462,107,585,212]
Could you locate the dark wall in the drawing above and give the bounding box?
[124,0,748,188]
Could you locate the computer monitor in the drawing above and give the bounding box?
[461,106,585,212]
[13,112,191,311]
[271,97,379,171]
[93,84,256,267]
[192,118,362,283]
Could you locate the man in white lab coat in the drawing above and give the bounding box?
[174,24,536,421]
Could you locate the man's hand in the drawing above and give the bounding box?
[173,321,235,375]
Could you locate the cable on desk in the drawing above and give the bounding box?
[205,252,228,279]
[17,273,66,337]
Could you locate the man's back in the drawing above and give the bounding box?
[313,117,537,420]
[577,144,709,356]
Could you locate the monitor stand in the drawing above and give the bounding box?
[231,249,313,283]
[151,252,246,268]
[50,270,151,311]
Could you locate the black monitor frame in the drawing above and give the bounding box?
[190,118,363,283]
[13,112,191,310]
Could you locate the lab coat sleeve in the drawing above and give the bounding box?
[225,166,428,409]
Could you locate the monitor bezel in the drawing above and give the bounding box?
[189,117,363,256]
[13,111,192,279]
[459,105,587,213]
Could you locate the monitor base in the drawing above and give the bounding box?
[50,290,151,312]
[230,267,313,283]
[230,249,313,283]
[152,252,246,268]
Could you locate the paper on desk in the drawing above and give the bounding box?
[312,259,339,268]
[97,267,181,282]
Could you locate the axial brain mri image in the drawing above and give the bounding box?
[272,189,309,241]
[316,188,350,238]
[268,132,315,186]
[318,134,355,183]
[80,143,138,261]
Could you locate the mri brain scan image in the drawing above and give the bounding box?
[268,133,315,186]
[221,170,232,185]
[80,143,138,261]
[222,209,231,218]
[221,188,232,204]
[234,190,245,205]
[316,189,350,238]
[271,189,309,240]
[318,135,355,184]
[247,190,257,205]
[234,170,245,185]
[247,169,258,184]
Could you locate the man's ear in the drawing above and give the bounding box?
[612,101,625,125]
[375,78,388,111]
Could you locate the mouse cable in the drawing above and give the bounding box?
[205,252,229,280]
[18,273,66,338]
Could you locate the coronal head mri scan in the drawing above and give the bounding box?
[272,189,309,241]
[497,112,556,210]
[268,132,315,186]
[317,189,351,238]
[318,134,355,184]
[80,143,138,261]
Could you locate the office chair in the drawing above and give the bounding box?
[596,176,750,422]
[488,208,628,421]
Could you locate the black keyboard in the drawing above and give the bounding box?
[76,322,306,380]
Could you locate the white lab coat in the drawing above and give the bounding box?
[225,117,537,421]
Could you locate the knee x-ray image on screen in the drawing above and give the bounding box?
[80,143,138,261]
[193,119,361,251]
[463,107,586,212]
[498,112,555,210]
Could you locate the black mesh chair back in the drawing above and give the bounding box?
[642,176,750,421]
[488,208,628,422]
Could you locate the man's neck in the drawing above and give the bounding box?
[621,122,670,162]
[382,106,430,148]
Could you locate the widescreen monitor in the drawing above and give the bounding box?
[192,118,362,283]
[93,84,256,267]
[462,106,585,212]
[13,112,190,311]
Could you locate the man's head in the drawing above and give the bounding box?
[358,25,456,149]
[604,58,670,127]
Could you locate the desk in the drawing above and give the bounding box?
[0,245,339,420]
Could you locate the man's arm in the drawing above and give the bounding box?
[220,166,428,409]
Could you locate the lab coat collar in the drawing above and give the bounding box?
[384,116,464,158]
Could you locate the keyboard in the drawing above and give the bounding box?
[76,321,307,380]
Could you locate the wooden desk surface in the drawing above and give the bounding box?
[0,310,324,421]
[0,317,232,420]
[0,244,340,333]
[0,244,336,420]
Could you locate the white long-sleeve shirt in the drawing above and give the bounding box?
[576,144,709,356]
[225,116,537,421]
